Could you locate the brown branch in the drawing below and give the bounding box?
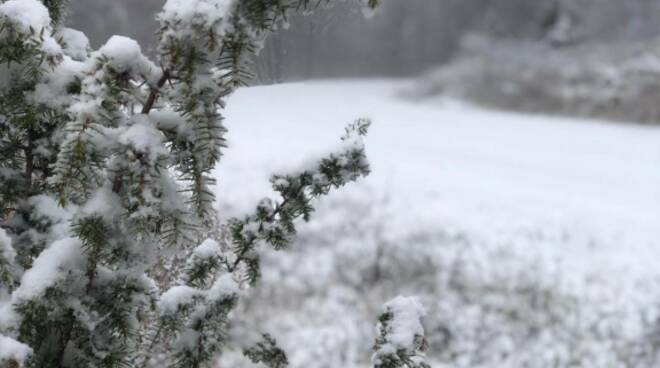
[108,69,170,196]
[141,69,171,115]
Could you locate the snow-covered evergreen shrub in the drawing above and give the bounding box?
[0,1,422,367]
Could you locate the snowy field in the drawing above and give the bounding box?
[214,80,660,367]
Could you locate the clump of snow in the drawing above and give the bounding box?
[0,0,51,33]
[193,239,221,260]
[117,116,168,162]
[0,335,32,365]
[149,109,191,139]
[159,274,238,318]
[40,36,62,55]
[98,36,142,70]
[12,238,85,302]
[0,0,65,61]
[67,95,101,117]
[82,186,123,219]
[381,296,426,351]
[97,36,159,82]
[31,57,86,107]
[59,28,90,61]
[160,0,235,29]
[158,286,203,316]
[207,274,239,302]
[158,0,237,49]
[28,195,76,241]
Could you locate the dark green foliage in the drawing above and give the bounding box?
[0,59,65,218]
[185,251,223,289]
[173,295,238,368]
[39,0,68,26]
[72,216,108,252]
[244,334,289,368]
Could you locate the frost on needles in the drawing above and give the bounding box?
[0,0,427,367]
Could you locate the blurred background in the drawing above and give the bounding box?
[70,0,660,78]
[68,0,660,123]
[67,1,660,367]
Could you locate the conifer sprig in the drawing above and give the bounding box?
[372,297,431,368]
[0,1,428,368]
[226,119,371,284]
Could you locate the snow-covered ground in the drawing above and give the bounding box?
[217,79,660,281]
[214,79,660,366]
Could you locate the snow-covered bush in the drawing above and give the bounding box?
[416,34,660,124]
[372,296,430,368]
[217,193,660,368]
[0,0,419,367]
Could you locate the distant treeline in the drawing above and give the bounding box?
[68,0,660,80]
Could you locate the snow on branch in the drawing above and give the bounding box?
[372,297,431,368]
[148,120,371,366]
[0,0,51,34]
[0,334,32,367]
[227,119,371,284]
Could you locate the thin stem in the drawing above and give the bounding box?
[141,69,171,115]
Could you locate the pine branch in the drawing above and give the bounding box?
[141,69,171,115]
[227,194,294,273]
[1,1,384,367]
[244,334,289,368]
[227,120,370,284]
